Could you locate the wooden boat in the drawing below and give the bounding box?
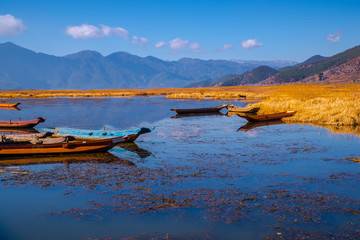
[0,117,46,128]
[0,128,39,135]
[0,132,54,143]
[172,112,226,118]
[238,111,296,122]
[227,104,260,114]
[42,127,154,142]
[0,103,21,108]
[0,136,125,156]
[170,104,228,114]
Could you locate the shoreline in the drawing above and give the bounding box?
[1,84,359,127]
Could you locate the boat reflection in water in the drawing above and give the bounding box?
[172,112,226,119]
[117,142,153,159]
[0,106,21,111]
[0,152,136,167]
[237,120,286,132]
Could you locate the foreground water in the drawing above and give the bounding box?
[0,97,359,240]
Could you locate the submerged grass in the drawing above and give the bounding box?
[1,84,359,126]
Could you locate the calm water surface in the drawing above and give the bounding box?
[0,97,359,240]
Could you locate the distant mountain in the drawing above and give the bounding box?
[230,59,297,69]
[219,66,279,86]
[0,42,296,90]
[187,65,279,87]
[278,55,327,72]
[302,56,360,84]
[185,74,237,88]
[260,45,360,85]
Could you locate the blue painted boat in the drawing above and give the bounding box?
[42,127,154,142]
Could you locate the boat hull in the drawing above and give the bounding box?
[0,117,45,128]
[227,105,260,113]
[238,111,296,122]
[170,105,228,114]
[42,127,154,142]
[0,137,124,156]
[0,103,20,108]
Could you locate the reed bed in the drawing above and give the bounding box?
[247,84,360,126]
[1,84,359,127]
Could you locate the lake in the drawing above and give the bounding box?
[0,97,360,240]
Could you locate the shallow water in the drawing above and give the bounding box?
[0,97,360,240]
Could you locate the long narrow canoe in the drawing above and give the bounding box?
[227,104,260,114]
[0,117,46,128]
[170,104,228,114]
[238,111,296,122]
[42,127,154,142]
[0,103,21,108]
[172,112,226,118]
[0,136,125,156]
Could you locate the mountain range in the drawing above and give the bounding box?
[193,44,360,87]
[0,42,296,90]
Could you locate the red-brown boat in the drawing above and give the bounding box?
[0,117,46,128]
[0,103,21,108]
[170,104,228,114]
[238,111,296,122]
[0,136,125,156]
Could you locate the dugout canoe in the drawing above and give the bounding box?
[0,103,21,108]
[0,117,46,128]
[170,104,228,114]
[42,127,154,142]
[238,111,296,122]
[226,104,260,114]
[0,136,125,156]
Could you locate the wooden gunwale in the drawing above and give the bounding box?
[0,117,45,128]
[0,136,124,156]
[170,104,228,114]
[239,111,297,122]
[0,103,20,108]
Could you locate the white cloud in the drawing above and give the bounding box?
[241,39,263,50]
[189,42,201,50]
[169,38,189,50]
[0,14,26,35]
[155,41,167,48]
[217,44,233,51]
[132,36,149,45]
[65,24,102,39]
[65,24,129,39]
[100,24,129,39]
[326,31,343,43]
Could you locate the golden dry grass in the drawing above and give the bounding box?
[247,84,360,126]
[1,84,359,128]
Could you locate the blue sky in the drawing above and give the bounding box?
[1,0,359,62]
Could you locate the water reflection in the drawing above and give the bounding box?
[237,120,286,132]
[1,97,360,240]
[0,152,135,167]
[311,123,360,136]
[0,106,20,111]
[117,142,153,159]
